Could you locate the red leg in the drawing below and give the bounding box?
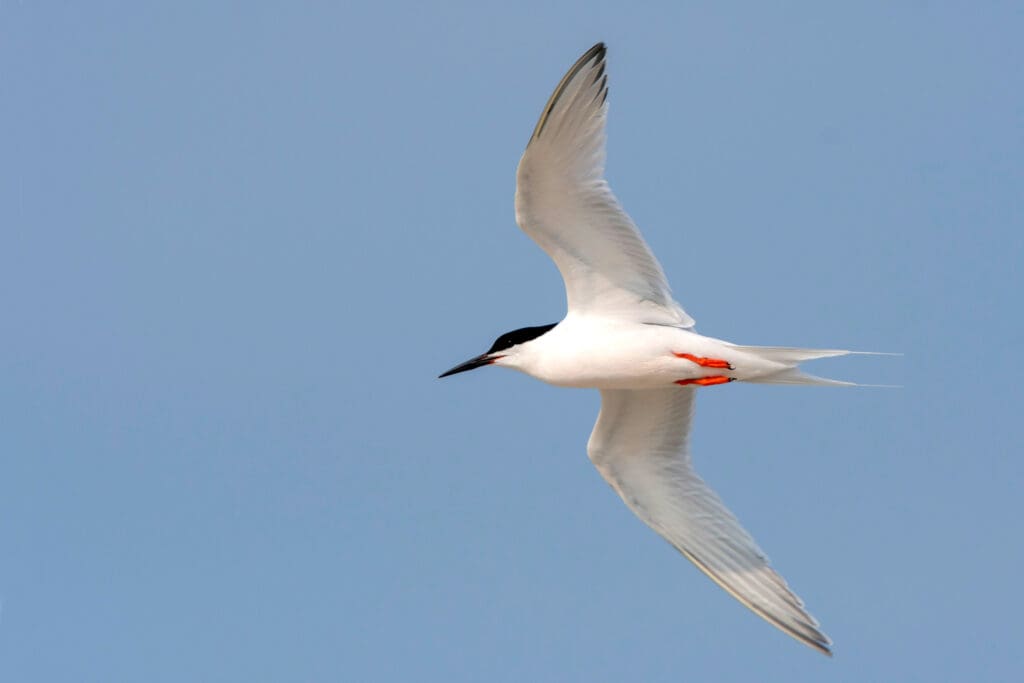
[672,352,734,370]
[675,376,733,387]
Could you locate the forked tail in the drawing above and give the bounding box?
[732,345,895,387]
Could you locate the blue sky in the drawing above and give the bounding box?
[2,2,1022,681]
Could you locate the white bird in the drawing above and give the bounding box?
[441,43,865,655]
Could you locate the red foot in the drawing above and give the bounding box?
[675,376,733,387]
[672,352,733,370]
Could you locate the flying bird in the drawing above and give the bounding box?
[440,43,866,655]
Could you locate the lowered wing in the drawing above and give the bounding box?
[587,387,833,655]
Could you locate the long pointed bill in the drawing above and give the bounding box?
[438,353,502,379]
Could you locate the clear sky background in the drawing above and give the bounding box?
[2,3,1022,682]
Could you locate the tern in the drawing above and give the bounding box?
[440,43,866,655]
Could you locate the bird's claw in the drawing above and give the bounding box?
[672,352,734,370]
[675,376,734,387]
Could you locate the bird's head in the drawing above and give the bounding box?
[438,323,557,378]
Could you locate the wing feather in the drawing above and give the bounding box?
[587,387,833,655]
[515,44,694,326]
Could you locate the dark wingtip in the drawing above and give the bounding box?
[529,41,609,141]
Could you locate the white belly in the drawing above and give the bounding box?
[522,318,757,390]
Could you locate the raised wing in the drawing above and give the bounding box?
[587,387,832,655]
[515,43,694,326]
